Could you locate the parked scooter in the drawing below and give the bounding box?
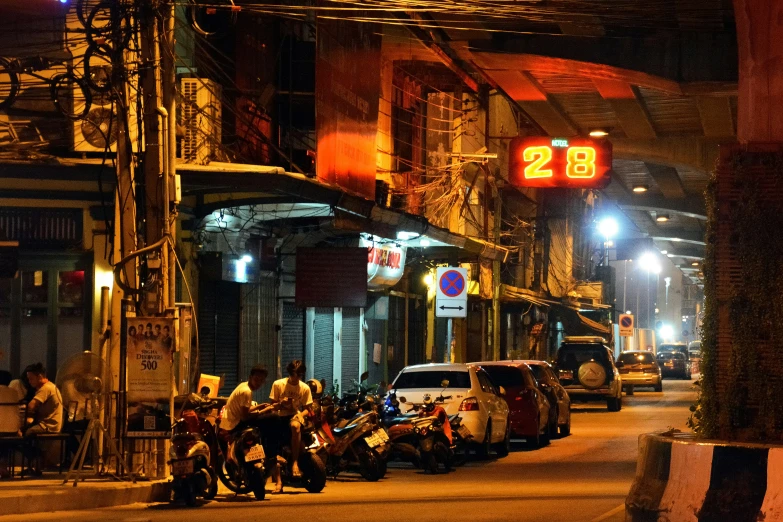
[401,391,454,474]
[381,390,423,467]
[275,411,328,493]
[215,412,273,501]
[315,392,390,481]
[168,394,221,506]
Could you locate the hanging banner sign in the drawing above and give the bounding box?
[126,317,175,438]
[361,237,407,290]
[508,137,612,189]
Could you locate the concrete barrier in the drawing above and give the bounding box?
[626,433,779,521]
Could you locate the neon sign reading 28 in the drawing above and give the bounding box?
[507,136,612,189]
[523,146,597,179]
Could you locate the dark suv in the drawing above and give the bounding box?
[554,336,623,411]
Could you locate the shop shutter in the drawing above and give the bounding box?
[313,307,334,388]
[341,308,360,389]
[198,279,240,393]
[240,274,277,400]
[281,301,305,370]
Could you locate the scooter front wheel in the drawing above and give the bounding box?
[302,453,327,493]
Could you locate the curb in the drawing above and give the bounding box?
[626,433,774,522]
[0,480,170,516]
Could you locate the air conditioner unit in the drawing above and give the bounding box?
[66,8,140,153]
[180,78,222,164]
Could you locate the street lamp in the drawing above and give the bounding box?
[597,217,619,266]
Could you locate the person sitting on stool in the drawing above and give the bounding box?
[22,364,63,475]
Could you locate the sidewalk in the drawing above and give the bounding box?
[0,473,170,516]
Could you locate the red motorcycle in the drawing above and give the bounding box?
[402,394,453,473]
[169,394,224,506]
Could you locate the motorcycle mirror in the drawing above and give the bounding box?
[440,379,450,388]
[399,396,407,403]
[360,371,369,382]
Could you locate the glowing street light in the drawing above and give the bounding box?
[597,217,619,266]
[659,323,674,341]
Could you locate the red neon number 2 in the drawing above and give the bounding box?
[523,146,553,178]
[566,147,596,178]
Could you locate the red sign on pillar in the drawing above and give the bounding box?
[508,137,612,189]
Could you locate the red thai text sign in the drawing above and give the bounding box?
[508,137,612,189]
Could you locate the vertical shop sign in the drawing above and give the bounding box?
[126,317,175,437]
[315,3,382,200]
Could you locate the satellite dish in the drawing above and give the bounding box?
[56,351,106,422]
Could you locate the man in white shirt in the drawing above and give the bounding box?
[221,365,283,491]
[270,360,312,480]
[221,365,272,432]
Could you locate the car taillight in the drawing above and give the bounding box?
[459,397,479,411]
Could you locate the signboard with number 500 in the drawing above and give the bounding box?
[508,137,612,189]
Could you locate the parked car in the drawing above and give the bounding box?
[687,340,702,373]
[525,360,572,436]
[475,361,551,448]
[657,343,692,379]
[616,351,662,392]
[554,336,623,411]
[657,351,691,379]
[389,363,510,457]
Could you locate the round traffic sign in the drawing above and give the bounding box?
[620,316,633,328]
[439,270,465,297]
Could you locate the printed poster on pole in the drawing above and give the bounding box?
[126,317,175,437]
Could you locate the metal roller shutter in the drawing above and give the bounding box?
[281,302,305,370]
[198,279,241,393]
[341,308,360,390]
[240,274,277,400]
[313,308,334,388]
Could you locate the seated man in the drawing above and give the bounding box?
[269,360,313,482]
[24,363,63,436]
[221,365,280,488]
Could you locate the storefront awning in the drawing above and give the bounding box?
[178,162,511,262]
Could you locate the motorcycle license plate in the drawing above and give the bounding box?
[245,444,266,462]
[171,459,194,476]
[458,425,471,438]
[365,430,388,448]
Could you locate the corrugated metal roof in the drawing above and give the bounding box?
[637,87,704,136]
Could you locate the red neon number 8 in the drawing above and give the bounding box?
[566,147,596,178]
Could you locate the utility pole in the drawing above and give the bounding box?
[492,174,502,361]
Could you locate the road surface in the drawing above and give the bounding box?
[4,378,697,522]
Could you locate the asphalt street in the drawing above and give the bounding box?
[3,377,698,522]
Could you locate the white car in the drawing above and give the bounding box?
[389,363,511,456]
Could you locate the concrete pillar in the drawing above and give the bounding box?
[734,0,783,142]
